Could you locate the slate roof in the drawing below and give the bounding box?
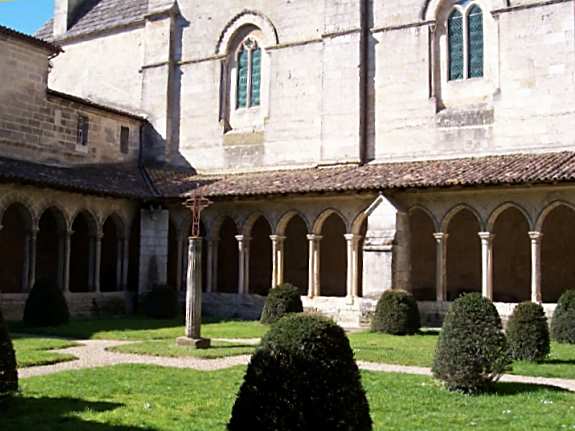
[0,25,61,53]
[36,0,148,41]
[146,151,575,199]
[0,157,153,199]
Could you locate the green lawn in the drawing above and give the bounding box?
[9,317,268,341]
[12,336,79,368]
[108,340,255,359]
[2,364,574,431]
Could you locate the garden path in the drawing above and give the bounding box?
[18,339,575,392]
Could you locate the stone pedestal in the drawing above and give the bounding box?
[176,236,211,349]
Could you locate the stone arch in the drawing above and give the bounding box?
[0,195,36,226]
[492,207,531,302]
[216,10,279,55]
[101,214,124,292]
[440,204,484,233]
[70,210,98,293]
[217,217,240,293]
[422,0,506,21]
[312,208,349,235]
[540,203,575,302]
[0,202,34,293]
[408,207,437,301]
[275,210,311,236]
[248,215,273,296]
[38,202,70,231]
[487,202,533,231]
[241,211,272,237]
[535,200,575,232]
[446,207,482,300]
[283,213,309,296]
[37,206,67,288]
[319,212,347,297]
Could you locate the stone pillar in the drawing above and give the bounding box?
[307,234,322,297]
[529,231,543,303]
[270,235,286,289]
[206,239,218,293]
[62,229,72,293]
[236,235,250,295]
[344,234,361,303]
[433,233,448,302]
[479,232,495,300]
[28,227,38,289]
[177,237,210,348]
[120,238,130,290]
[94,232,103,293]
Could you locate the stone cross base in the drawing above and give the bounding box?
[176,336,211,349]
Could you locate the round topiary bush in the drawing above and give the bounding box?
[507,302,550,362]
[371,289,421,335]
[432,293,512,394]
[0,306,18,396]
[551,290,575,344]
[23,279,69,327]
[142,285,179,319]
[228,314,372,431]
[260,283,304,324]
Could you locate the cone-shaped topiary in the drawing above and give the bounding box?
[142,285,179,319]
[23,279,69,327]
[551,290,575,344]
[371,289,421,335]
[229,314,372,431]
[432,293,512,394]
[507,302,550,362]
[0,306,18,396]
[260,283,304,324]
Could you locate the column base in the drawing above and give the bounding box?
[176,336,211,349]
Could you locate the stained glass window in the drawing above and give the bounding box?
[467,5,484,78]
[236,48,248,109]
[250,48,261,107]
[448,9,464,81]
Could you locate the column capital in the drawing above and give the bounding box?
[306,234,323,241]
[344,233,361,241]
[433,232,449,241]
[269,235,287,242]
[235,235,251,243]
[528,231,544,241]
[66,228,75,237]
[478,232,495,242]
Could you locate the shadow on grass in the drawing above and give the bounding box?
[492,381,568,396]
[542,359,575,366]
[1,396,156,431]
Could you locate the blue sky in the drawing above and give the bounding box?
[0,0,54,35]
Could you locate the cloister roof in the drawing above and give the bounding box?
[147,151,575,199]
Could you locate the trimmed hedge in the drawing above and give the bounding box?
[371,289,421,335]
[507,302,550,362]
[0,306,18,396]
[228,314,372,431]
[23,279,69,327]
[260,283,304,324]
[432,293,512,394]
[142,285,179,319]
[551,290,575,344]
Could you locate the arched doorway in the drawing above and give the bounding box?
[217,217,239,293]
[409,209,436,301]
[249,216,272,296]
[284,214,309,296]
[101,216,122,292]
[70,211,95,293]
[37,208,66,287]
[0,204,32,293]
[319,213,346,297]
[541,205,575,302]
[492,207,530,302]
[446,208,481,300]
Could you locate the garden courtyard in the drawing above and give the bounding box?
[3,317,575,430]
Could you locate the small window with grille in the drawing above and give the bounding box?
[77,115,89,146]
[120,126,130,154]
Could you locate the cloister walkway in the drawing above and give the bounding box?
[18,338,575,393]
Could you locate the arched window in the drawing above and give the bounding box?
[446,2,484,81]
[235,39,262,109]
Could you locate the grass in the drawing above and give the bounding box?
[2,364,575,430]
[9,317,269,341]
[108,340,255,359]
[12,336,79,368]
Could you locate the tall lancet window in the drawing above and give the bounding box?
[448,9,464,81]
[467,5,484,78]
[236,38,262,109]
[447,2,484,81]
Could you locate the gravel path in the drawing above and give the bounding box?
[19,340,575,392]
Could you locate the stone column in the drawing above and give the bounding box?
[93,232,103,293]
[433,233,448,302]
[529,231,543,303]
[479,232,495,300]
[120,238,130,290]
[344,234,361,303]
[62,229,72,293]
[270,235,286,289]
[236,235,250,295]
[177,237,210,348]
[206,239,218,293]
[28,227,38,289]
[307,234,322,297]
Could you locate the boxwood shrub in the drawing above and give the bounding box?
[142,285,179,319]
[507,302,550,362]
[0,306,18,396]
[23,279,69,327]
[260,283,303,324]
[371,289,421,335]
[432,293,512,394]
[228,314,372,431]
[551,290,575,344]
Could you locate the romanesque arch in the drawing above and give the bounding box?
[248,216,272,296]
[217,217,239,293]
[70,211,97,293]
[409,208,437,301]
[282,213,309,296]
[319,212,347,297]
[0,203,33,293]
